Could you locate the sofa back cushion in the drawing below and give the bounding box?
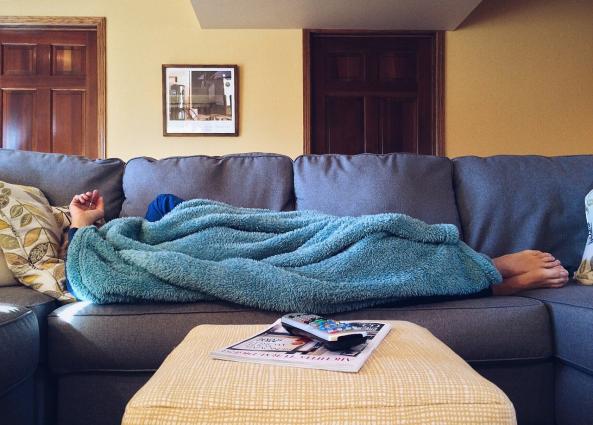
[0,149,125,220]
[453,155,593,273]
[121,154,294,217]
[293,154,461,227]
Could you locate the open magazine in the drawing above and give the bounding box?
[210,319,391,373]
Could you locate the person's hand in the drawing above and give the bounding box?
[69,190,105,228]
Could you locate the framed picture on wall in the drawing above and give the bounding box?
[162,64,239,136]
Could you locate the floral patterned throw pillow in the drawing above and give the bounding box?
[0,180,75,302]
[51,205,73,259]
[575,189,593,285]
[0,253,18,286]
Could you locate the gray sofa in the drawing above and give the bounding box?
[1,148,592,425]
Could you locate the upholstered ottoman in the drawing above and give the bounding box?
[0,303,39,425]
[122,321,516,425]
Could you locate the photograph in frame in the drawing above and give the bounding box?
[162,65,239,136]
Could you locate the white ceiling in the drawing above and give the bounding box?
[191,0,483,30]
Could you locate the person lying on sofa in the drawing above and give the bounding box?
[67,189,569,301]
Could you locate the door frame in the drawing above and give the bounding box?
[303,29,444,156]
[0,16,107,158]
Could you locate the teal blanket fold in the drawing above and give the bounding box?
[66,199,502,313]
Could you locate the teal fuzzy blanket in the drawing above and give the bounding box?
[66,199,502,313]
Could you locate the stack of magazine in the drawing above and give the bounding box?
[210,319,391,373]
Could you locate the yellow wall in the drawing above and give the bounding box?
[0,0,304,160]
[446,0,593,157]
[2,0,592,159]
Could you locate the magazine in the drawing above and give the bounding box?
[210,319,391,373]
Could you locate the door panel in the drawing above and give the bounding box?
[52,90,85,155]
[378,51,416,82]
[327,53,365,82]
[1,89,36,150]
[380,98,418,154]
[1,44,37,75]
[306,32,442,155]
[0,28,99,157]
[52,45,86,76]
[325,96,365,154]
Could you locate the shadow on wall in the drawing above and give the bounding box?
[457,0,550,30]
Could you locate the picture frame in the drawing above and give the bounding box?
[162,64,239,136]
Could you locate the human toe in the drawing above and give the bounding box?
[538,251,555,261]
[549,266,569,279]
[546,276,569,288]
[536,265,566,281]
[543,259,561,268]
[525,249,542,256]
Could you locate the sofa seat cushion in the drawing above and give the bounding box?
[0,304,39,397]
[48,296,551,374]
[0,286,58,322]
[453,155,593,274]
[0,286,57,362]
[520,282,593,374]
[293,154,462,227]
[121,154,295,217]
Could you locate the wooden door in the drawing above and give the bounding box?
[0,27,100,157]
[304,31,443,155]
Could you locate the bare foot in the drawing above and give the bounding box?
[492,265,569,295]
[493,250,560,278]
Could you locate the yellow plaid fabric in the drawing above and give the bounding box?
[122,321,516,425]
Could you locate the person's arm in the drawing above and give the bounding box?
[65,190,105,296]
